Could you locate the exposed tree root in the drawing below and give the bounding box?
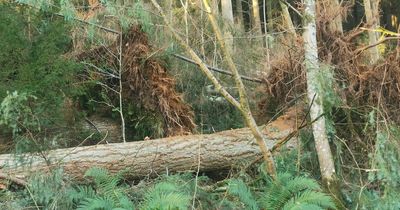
[77,25,196,137]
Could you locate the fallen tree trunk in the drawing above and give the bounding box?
[0,107,302,180]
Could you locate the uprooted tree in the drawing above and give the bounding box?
[77,25,196,138]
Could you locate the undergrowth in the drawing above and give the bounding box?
[0,149,337,210]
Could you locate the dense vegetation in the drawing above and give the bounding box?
[1,0,400,209]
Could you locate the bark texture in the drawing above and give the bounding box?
[326,0,343,34]
[221,0,234,23]
[0,108,301,181]
[251,0,262,34]
[363,0,381,63]
[303,2,345,206]
[235,0,244,27]
[279,1,296,38]
[221,0,234,51]
[303,0,336,184]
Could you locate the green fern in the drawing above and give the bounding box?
[282,190,336,210]
[260,173,336,210]
[72,167,135,210]
[68,186,96,203]
[141,181,191,210]
[85,167,120,196]
[77,196,115,210]
[283,203,326,210]
[8,169,75,210]
[227,179,259,210]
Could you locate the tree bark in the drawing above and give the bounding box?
[221,0,234,23]
[303,0,336,189]
[235,0,244,28]
[363,0,381,63]
[0,107,301,181]
[326,0,343,34]
[303,0,344,207]
[251,0,262,34]
[266,0,273,33]
[279,1,296,38]
[210,0,219,15]
[221,0,234,52]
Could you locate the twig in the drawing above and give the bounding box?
[118,32,126,143]
[54,13,120,34]
[173,54,263,83]
[355,37,400,55]
[57,133,95,164]
[25,185,40,210]
[20,2,120,35]
[279,0,303,18]
[271,94,318,152]
[335,135,364,187]
[82,62,119,79]
[191,138,202,209]
[84,117,102,134]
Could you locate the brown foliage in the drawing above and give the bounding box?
[260,1,400,123]
[258,1,400,178]
[78,25,195,137]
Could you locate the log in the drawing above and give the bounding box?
[0,107,302,180]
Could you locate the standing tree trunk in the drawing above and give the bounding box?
[363,0,381,63]
[235,0,244,28]
[210,0,219,15]
[221,0,234,51]
[221,0,234,23]
[279,1,296,38]
[303,0,339,197]
[266,0,273,33]
[251,0,262,34]
[326,0,343,34]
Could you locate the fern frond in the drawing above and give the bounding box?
[77,196,114,210]
[141,181,191,210]
[284,176,321,193]
[85,167,111,183]
[295,190,335,208]
[68,185,96,203]
[153,182,180,194]
[79,167,135,209]
[262,188,292,210]
[118,195,136,210]
[283,203,324,210]
[227,179,259,210]
[98,178,120,195]
[282,191,336,210]
[260,173,336,210]
[142,193,191,210]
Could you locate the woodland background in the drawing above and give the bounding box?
[0,0,399,209]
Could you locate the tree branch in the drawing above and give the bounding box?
[173,54,263,83]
